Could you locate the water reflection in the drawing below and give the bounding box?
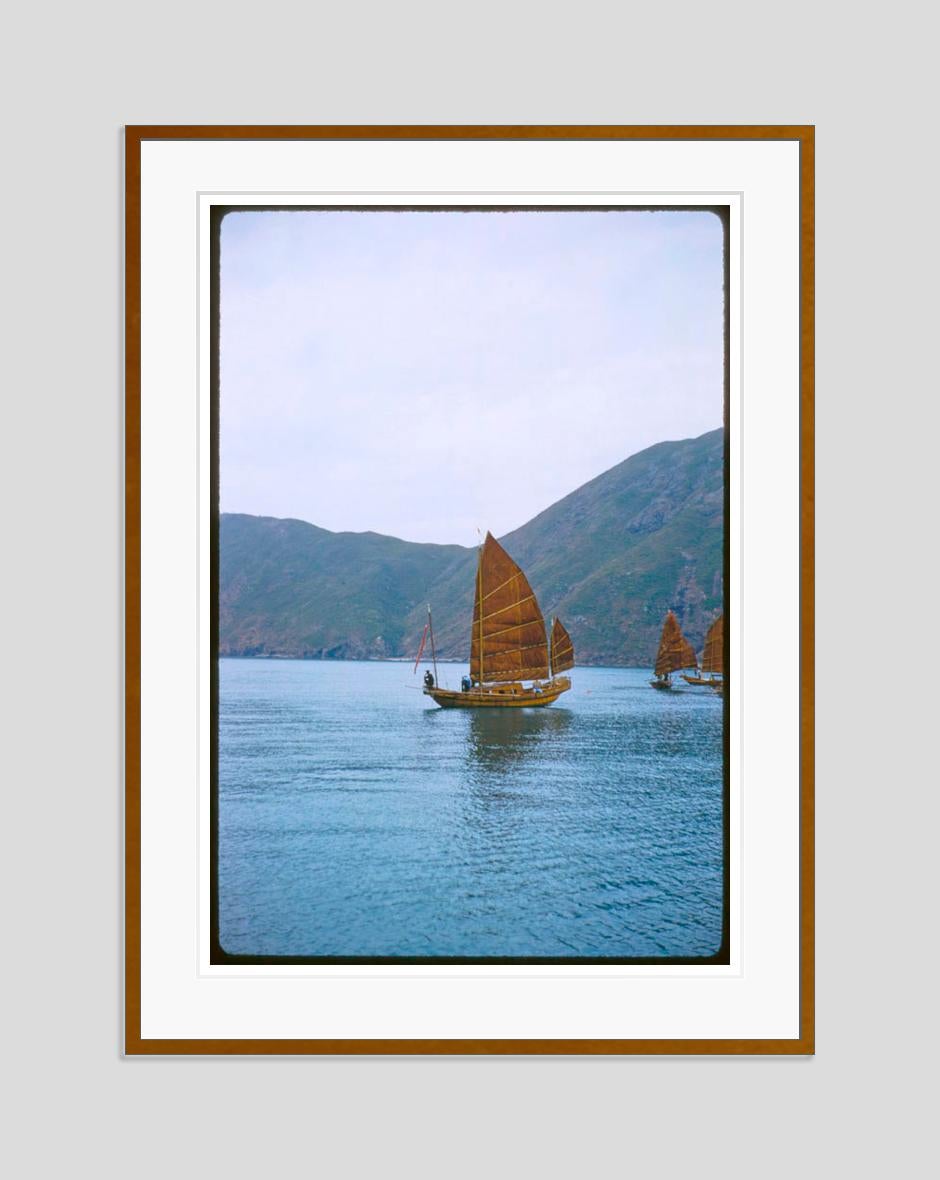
[462,707,573,776]
[453,708,575,843]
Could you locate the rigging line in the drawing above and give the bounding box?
[481,618,547,641]
[481,669,552,683]
[481,641,549,656]
[479,569,524,604]
[478,594,539,624]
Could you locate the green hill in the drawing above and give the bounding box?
[220,428,724,666]
[219,518,468,659]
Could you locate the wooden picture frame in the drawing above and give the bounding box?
[125,125,813,1054]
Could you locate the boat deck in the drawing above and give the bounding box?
[424,677,571,709]
[681,674,724,691]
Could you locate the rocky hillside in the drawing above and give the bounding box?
[220,428,724,666]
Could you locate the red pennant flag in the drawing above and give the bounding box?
[413,622,429,673]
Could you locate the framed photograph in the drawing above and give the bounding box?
[125,125,813,1053]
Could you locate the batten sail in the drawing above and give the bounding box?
[550,617,575,674]
[470,532,549,683]
[654,611,698,676]
[701,615,724,675]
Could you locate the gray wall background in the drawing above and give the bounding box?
[5,2,935,1175]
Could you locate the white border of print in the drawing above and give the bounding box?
[197,190,740,983]
[139,138,798,1040]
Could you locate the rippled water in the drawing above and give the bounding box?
[218,659,724,959]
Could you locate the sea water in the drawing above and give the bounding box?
[218,659,724,959]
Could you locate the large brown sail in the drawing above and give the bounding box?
[550,617,575,674]
[470,532,549,684]
[701,615,724,675]
[654,611,698,676]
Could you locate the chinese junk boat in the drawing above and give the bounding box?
[649,610,698,690]
[682,614,724,693]
[422,532,573,709]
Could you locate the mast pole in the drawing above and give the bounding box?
[427,603,439,687]
[477,544,484,687]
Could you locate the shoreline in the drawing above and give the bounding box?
[218,654,649,670]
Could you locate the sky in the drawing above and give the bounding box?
[219,209,724,545]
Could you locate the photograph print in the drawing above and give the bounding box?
[213,205,728,964]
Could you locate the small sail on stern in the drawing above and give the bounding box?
[550,617,575,674]
[651,610,698,689]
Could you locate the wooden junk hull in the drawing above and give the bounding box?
[681,674,724,691]
[425,677,571,709]
[649,677,674,691]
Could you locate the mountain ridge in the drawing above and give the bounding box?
[220,428,724,667]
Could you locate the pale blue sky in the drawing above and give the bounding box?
[220,209,723,545]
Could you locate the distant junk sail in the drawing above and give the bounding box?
[701,614,724,675]
[421,531,573,709]
[650,610,698,689]
[654,611,698,677]
[682,614,724,691]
